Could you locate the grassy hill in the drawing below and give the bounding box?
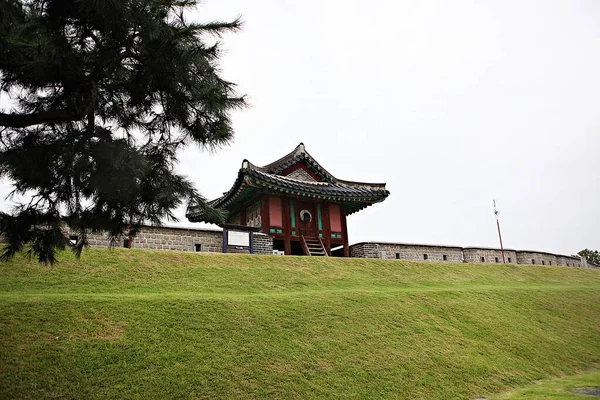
[1,249,599,399]
[490,370,600,399]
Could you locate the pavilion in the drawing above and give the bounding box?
[186,143,389,256]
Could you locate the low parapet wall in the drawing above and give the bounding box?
[557,255,582,267]
[8,224,593,266]
[360,243,462,262]
[513,251,582,267]
[349,242,585,267]
[69,225,274,255]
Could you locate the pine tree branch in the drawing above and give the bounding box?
[0,109,85,128]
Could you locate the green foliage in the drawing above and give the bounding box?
[1,251,600,399]
[0,0,242,263]
[578,249,600,265]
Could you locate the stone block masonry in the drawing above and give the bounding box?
[463,247,518,264]
[558,254,585,267]
[349,242,380,258]
[349,242,586,268]
[57,225,595,267]
[516,251,563,267]
[371,242,463,262]
[349,242,464,263]
[73,225,273,255]
[253,233,274,255]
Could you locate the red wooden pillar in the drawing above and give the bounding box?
[282,196,292,255]
[322,202,331,255]
[340,206,349,257]
[260,195,270,234]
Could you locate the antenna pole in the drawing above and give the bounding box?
[494,200,506,263]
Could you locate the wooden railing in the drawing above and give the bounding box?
[319,236,329,256]
[301,235,310,256]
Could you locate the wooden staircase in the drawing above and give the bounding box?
[301,236,328,257]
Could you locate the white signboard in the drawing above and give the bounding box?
[228,230,250,247]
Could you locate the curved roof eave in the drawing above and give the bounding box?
[213,172,389,210]
[186,143,390,220]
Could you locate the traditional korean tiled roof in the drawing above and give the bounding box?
[258,142,338,182]
[186,143,389,221]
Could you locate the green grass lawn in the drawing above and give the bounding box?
[490,370,600,399]
[1,249,600,399]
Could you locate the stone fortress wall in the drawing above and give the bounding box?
[350,242,586,267]
[463,248,518,264]
[69,225,273,255]
[70,225,592,268]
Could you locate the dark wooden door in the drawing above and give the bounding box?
[297,201,316,238]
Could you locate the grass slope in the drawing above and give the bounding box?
[490,370,600,399]
[1,249,600,399]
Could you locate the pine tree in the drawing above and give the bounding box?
[0,0,244,263]
[578,249,600,265]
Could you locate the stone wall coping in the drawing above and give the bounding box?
[350,241,463,250]
[566,255,585,261]
[118,223,274,238]
[141,224,222,233]
[517,249,580,259]
[351,242,581,261]
[141,224,271,237]
[463,246,517,252]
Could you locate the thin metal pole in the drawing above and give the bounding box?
[494,200,505,263]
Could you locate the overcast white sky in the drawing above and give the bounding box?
[1,0,599,255]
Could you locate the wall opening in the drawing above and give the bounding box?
[123,239,130,248]
[443,255,447,261]
[291,241,304,256]
[549,261,552,265]
[532,259,535,264]
[423,254,428,260]
[495,257,499,263]
[542,260,545,265]
[481,256,485,262]
[396,253,400,259]
[273,239,285,252]
[331,245,344,257]
[508,257,512,263]
[194,243,202,252]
